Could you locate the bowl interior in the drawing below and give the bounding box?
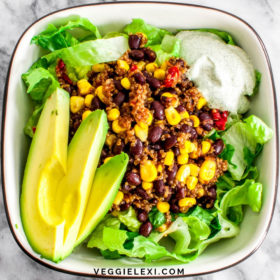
[2,2,278,277]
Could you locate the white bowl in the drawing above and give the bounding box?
[2,2,278,277]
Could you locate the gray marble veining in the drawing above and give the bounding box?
[0,0,279,279]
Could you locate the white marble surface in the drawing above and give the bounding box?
[0,0,279,279]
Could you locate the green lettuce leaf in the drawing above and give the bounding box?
[192,28,236,45]
[123,18,170,46]
[222,116,272,180]
[150,34,180,65]
[116,207,141,232]
[31,17,101,51]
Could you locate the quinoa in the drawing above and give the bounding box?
[56,34,228,235]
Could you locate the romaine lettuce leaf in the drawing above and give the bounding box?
[150,34,180,65]
[148,207,166,228]
[116,207,141,232]
[123,18,170,46]
[31,17,101,51]
[192,28,236,45]
[222,116,272,180]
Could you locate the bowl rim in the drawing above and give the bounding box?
[1,1,279,278]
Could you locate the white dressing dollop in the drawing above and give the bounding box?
[176,31,256,114]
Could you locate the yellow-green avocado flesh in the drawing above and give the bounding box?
[20,87,108,262]
[75,153,129,246]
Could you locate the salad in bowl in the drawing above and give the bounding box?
[20,17,273,264]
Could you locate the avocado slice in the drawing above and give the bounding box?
[75,153,129,246]
[21,88,69,262]
[56,109,108,260]
[21,88,108,262]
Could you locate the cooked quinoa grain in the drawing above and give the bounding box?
[56,34,228,236]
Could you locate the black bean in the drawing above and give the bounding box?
[151,101,164,120]
[129,49,145,61]
[166,164,178,184]
[154,180,165,196]
[129,34,141,49]
[144,48,156,62]
[130,138,143,156]
[113,140,125,154]
[142,70,150,78]
[164,135,177,150]
[199,112,211,121]
[127,172,141,186]
[213,139,224,155]
[148,126,163,143]
[113,91,125,106]
[91,96,101,110]
[202,123,214,131]
[137,210,148,222]
[139,221,153,237]
[176,187,186,199]
[180,124,197,139]
[136,187,149,200]
[173,147,180,156]
[147,76,161,89]
[177,58,185,67]
[120,202,130,211]
[134,72,146,84]
[160,87,177,95]
[208,187,217,199]
[149,144,161,151]
[114,79,123,91]
[176,105,186,113]
[170,200,180,213]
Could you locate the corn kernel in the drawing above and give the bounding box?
[82,110,92,120]
[121,77,131,90]
[140,160,157,182]
[180,140,195,154]
[199,160,216,182]
[147,111,153,126]
[105,134,117,147]
[201,141,211,154]
[180,111,190,119]
[112,119,126,134]
[197,188,205,198]
[77,79,93,95]
[157,164,163,173]
[70,96,84,113]
[165,106,181,126]
[95,86,106,103]
[85,94,94,107]
[157,223,168,232]
[104,156,113,164]
[142,181,153,190]
[146,62,158,73]
[107,108,120,121]
[178,197,196,208]
[186,176,198,190]
[196,97,207,109]
[134,123,148,142]
[137,61,146,70]
[190,115,200,127]
[113,191,124,205]
[164,150,174,166]
[92,63,105,72]
[117,60,130,72]
[157,201,170,213]
[154,69,166,80]
[176,165,191,182]
[177,153,189,165]
[188,164,200,177]
[160,61,168,70]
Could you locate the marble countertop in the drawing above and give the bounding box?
[0,0,279,279]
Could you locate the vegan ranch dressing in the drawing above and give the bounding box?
[176,31,256,114]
